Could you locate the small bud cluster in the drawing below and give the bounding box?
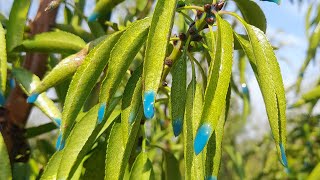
[203,1,225,25]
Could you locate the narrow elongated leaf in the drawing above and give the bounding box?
[0,23,7,97]
[6,0,31,52]
[129,152,155,180]
[163,150,181,180]
[57,103,120,179]
[105,109,142,180]
[59,31,123,147]
[291,85,320,108]
[0,133,11,180]
[98,18,149,122]
[205,86,230,179]
[105,68,143,180]
[31,48,88,95]
[88,0,125,22]
[194,15,233,155]
[55,24,94,42]
[231,13,287,167]
[171,52,187,137]
[83,142,106,179]
[184,69,204,179]
[296,22,320,92]
[260,0,281,5]
[41,151,63,180]
[17,31,86,53]
[308,163,320,180]
[234,0,267,32]
[12,68,61,126]
[142,0,177,119]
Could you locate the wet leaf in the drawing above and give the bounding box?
[0,133,11,180]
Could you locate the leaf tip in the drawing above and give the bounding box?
[27,93,39,103]
[56,132,65,151]
[279,143,288,167]
[0,92,5,106]
[207,176,217,180]
[172,118,183,137]
[194,123,212,155]
[143,91,155,120]
[53,118,61,127]
[88,12,99,22]
[97,103,106,123]
[260,0,281,5]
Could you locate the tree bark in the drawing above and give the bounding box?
[0,0,58,163]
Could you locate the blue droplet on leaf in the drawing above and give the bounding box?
[0,92,5,106]
[27,93,39,103]
[88,12,99,22]
[53,118,61,127]
[143,91,155,119]
[280,143,288,167]
[207,176,217,180]
[9,78,15,89]
[98,103,106,124]
[241,83,249,95]
[56,132,65,151]
[194,123,212,155]
[172,118,183,137]
[260,0,281,5]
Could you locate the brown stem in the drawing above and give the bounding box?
[0,0,58,164]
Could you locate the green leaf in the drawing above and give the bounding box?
[308,163,320,180]
[234,0,267,33]
[129,152,155,180]
[0,133,11,180]
[185,0,212,5]
[0,23,7,96]
[55,24,95,42]
[83,142,106,179]
[291,85,320,108]
[105,68,143,180]
[41,151,63,180]
[184,76,204,179]
[205,86,230,178]
[60,31,123,143]
[142,0,177,119]
[57,103,120,179]
[171,51,187,137]
[194,15,233,154]
[12,68,62,125]
[231,13,287,166]
[17,31,86,53]
[163,150,181,180]
[26,122,57,138]
[32,48,88,95]
[99,18,150,120]
[6,0,31,52]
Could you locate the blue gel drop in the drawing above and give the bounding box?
[172,118,183,137]
[0,92,5,106]
[9,78,15,89]
[241,83,249,94]
[56,132,65,151]
[27,93,39,103]
[53,118,61,127]
[261,0,281,5]
[143,91,155,119]
[98,103,106,124]
[280,143,288,167]
[88,12,99,22]
[194,123,212,155]
[207,176,217,180]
